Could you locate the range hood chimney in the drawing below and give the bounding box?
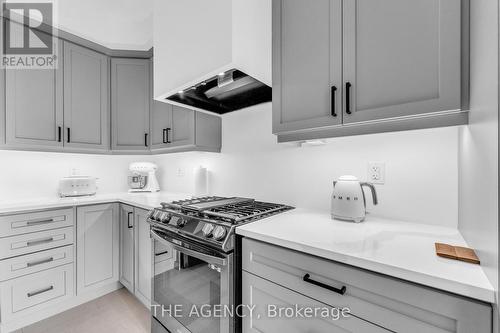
[153,0,271,114]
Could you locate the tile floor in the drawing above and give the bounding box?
[15,288,150,333]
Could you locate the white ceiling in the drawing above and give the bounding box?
[56,0,153,50]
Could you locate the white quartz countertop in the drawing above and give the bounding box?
[0,192,191,215]
[236,209,495,303]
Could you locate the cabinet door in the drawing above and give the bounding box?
[111,58,150,151]
[119,205,135,293]
[5,37,63,148]
[272,0,342,134]
[76,203,119,294]
[63,42,109,150]
[170,106,195,148]
[150,101,173,150]
[134,208,152,307]
[242,272,389,333]
[343,0,461,123]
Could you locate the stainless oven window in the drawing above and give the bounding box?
[151,231,233,333]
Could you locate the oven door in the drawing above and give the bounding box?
[151,228,233,333]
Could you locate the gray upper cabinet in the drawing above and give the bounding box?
[0,66,5,145]
[273,0,468,140]
[150,101,173,150]
[5,37,63,148]
[111,58,150,152]
[63,42,110,150]
[272,0,342,134]
[151,102,221,153]
[342,0,462,123]
[170,106,195,148]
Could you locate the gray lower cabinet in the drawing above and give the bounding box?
[118,204,172,308]
[119,204,135,293]
[243,271,388,333]
[76,204,119,294]
[0,66,5,145]
[111,58,151,152]
[151,101,222,153]
[242,238,492,333]
[5,37,64,148]
[273,0,468,141]
[134,208,152,307]
[63,42,110,151]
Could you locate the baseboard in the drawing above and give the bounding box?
[0,282,123,333]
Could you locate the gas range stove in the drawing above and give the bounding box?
[147,196,294,252]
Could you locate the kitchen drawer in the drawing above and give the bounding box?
[242,238,492,333]
[0,245,74,281]
[0,208,74,238]
[154,241,172,263]
[0,263,74,322]
[242,271,388,333]
[0,227,74,260]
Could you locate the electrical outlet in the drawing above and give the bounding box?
[368,162,385,184]
[177,168,185,177]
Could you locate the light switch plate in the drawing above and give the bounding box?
[368,162,385,184]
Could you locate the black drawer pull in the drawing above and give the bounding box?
[26,218,54,226]
[127,211,133,229]
[162,129,167,144]
[27,285,54,297]
[58,126,62,142]
[27,237,54,247]
[27,257,54,267]
[67,128,71,143]
[303,273,347,295]
[144,133,149,147]
[331,86,337,117]
[345,82,352,115]
[155,250,169,257]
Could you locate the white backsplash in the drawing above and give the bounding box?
[0,103,459,228]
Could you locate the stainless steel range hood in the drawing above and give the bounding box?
[166,69,271,114]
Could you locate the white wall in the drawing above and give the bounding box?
[0,103,460,228]
[0,151,157,201]
[156,103,460,228]
[56,0,153,50]
[458,0,499,326]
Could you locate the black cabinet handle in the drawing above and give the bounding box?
[155,250,169,257]
[144,133,148,147]
[303,273,347,295]
[127,212,133,229]
[162,129,167,144]
[67,128,71,143]
[166,128,171,144]
[58,126,62,142]
[345,82,352,115]
[331,86,337,117]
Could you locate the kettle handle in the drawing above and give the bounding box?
[360,182,378,205]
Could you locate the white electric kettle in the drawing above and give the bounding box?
[331,175,378,223]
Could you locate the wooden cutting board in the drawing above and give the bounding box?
[435,243,480,264]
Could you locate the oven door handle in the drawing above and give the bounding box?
[150,230,227,267]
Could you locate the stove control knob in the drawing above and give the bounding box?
[160,213,170,223]
[176,217,186,227]
[212,226,226,241]
[202,223,215,237]
[154,211,162,221]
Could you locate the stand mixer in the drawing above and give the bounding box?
[128,162,160,193]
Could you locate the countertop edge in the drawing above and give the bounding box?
[235,227,495,304]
